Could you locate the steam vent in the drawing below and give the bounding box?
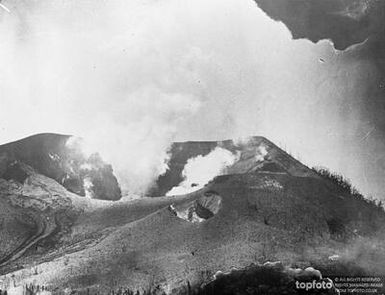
[0,133,384,294]
[2,0,385,293]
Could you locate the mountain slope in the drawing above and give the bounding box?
[151,136,317,196]
[0,134,384,294]
[0,133,121,201]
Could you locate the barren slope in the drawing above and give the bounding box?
[0,134,384,294]
[0,134,121,201]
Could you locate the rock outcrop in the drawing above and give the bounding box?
[0,133,121,201]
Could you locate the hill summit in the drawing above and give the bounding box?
[0,133,121,201]
[0,133,384,294]
[151,136,318,197]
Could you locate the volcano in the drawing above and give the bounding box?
[0,133,384,294]
[0,133,121,201]
[150,136,318,197]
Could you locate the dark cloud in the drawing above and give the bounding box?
[254,0,385,52]
[1,0,385,199]
[252,0,385,199]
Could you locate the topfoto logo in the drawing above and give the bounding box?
[295,280,334,291]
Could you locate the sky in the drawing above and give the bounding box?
[0,0,384,198]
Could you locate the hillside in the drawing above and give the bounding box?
[0,134,384,294]
[150,136,318,197]
[0,134,121,201]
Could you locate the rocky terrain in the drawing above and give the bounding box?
[0,133,384,294]
[0,134,121,201]
[150,137,317,197]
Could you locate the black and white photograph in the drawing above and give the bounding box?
[1,0,385,294]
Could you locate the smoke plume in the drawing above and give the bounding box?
[0,0,384,198]
[166,147,239,196]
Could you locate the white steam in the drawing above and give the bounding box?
[255,145,268,162]
[83,177,94,199]
[0,0,204,194]
[0,0,384,198]
[166,147,239,196]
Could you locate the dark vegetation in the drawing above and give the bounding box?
[188,265,338,295]
[98,264,337,295]
[9,259,384,295]
[312,166,384,211]
[105,286,166,295]
[19,284,169,295]
[312,166,385,240]
[18,263,337,295]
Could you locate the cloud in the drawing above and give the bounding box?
[0,0,206,194]
[0,0,384,199]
